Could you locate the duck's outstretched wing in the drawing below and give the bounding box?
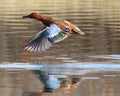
[24,24,68,52]
[24,27,53,52]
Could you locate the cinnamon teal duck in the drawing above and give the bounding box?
[23,13,85,52]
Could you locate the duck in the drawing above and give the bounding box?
[23,13,85,52]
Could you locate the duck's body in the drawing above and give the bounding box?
[23,13,84,52]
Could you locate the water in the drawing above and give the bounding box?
[0,0,120,96]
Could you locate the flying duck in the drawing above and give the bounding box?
[23,13,85,52]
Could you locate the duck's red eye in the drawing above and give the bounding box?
[31,13,37,17]
[31,13,43,19]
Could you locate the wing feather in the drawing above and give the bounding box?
[24,29,53,52]
[24,24,69,52]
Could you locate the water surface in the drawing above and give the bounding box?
[0,0,120,96]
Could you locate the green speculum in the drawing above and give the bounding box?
[53,32,65,41]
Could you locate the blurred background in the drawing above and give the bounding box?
[0,0,120,63]
[0,0,120,96]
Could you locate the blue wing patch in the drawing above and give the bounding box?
[44,24,61,38]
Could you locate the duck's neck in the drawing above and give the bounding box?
[34,15,53,26]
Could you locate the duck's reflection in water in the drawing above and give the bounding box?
[24,70,80,96]
[33,70,80,93]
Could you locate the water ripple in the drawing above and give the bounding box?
[0,62,120,69]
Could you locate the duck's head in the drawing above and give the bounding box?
[64,21,85,35]
[23,13,43,19]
